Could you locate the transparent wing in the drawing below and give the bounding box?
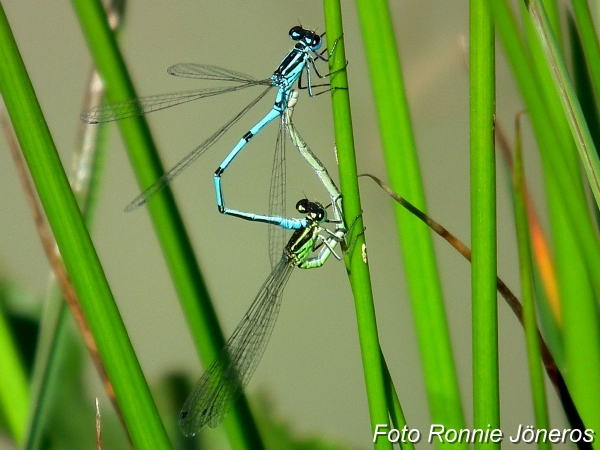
[167,63,270,84]
[80,82,267,124]
[178,256,295,435]
[268,116,287,269]
[124,86,273,212]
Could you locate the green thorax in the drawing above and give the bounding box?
[284,221,320,266]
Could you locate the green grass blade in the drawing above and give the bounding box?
[513,116,550,450]
[0,296,29,445]
[494,0,600,435]
[522,1,600,306]
[571,0,600,152]
[25,4,126,444]
[322,3,391,448]
[469,1,499,443]
[381,351,414,450]
[70,0,264,447]
[0,4,171,449]
[493,0,600,360]
[351,0,467,445]
[523,0,600,435]
[525,0,600,209]
[540,0,561,52]
[25,287,69,450]
[25,73,114,450]
[520,1,586,199]
[568,16,600,161]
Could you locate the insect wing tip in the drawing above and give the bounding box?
[124,194,148,212]
[79,111,98,124]
[178,409,200,436]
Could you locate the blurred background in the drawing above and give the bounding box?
[0,0,568,448]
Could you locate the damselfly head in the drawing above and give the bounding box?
[288,26,322,51]
[296,199,327,222]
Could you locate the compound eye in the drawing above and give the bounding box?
[311,35,322,50]
[289,26,303,41]
[310,203,326,221]
[296,199,309,213]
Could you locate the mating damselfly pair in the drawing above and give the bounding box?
[82,26,350,435]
